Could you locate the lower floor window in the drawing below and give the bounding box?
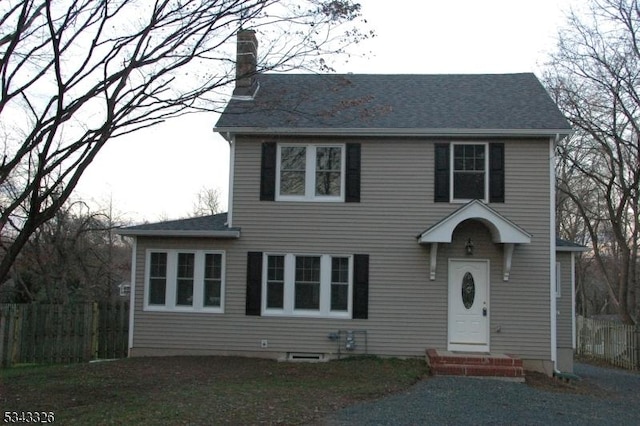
[263,253,352,317]
[145,250,225,312]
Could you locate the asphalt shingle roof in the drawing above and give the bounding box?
[216,73,571,132]
[116,213,240,237]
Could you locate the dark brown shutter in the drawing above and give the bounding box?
[352,254,369,319]
[489,143,505,203]
[260,142,276,201]
[345,143,361,202]
[434,143,450,202]
[246,252,263,316]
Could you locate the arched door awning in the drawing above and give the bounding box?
[417,200,531,281]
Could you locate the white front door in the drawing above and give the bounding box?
[448,259,490,352]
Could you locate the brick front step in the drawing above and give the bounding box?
[426,349,525,379]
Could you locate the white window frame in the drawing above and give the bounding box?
[275,143,346,202]
[261,253,353,318]
[143,249,226,313]
[450,142,489,203]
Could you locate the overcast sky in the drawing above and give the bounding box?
[74,0,582,224]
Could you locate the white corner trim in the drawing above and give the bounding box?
[128,237,137,354]
[429,243,438,280]
[503,243,515,281]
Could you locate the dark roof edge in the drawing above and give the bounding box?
[556,238,589,252]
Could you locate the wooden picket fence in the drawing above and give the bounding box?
[576,315,640,370]
[0,302,129,368]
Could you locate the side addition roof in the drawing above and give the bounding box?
[215,73,572,138]
[115,212,240,238]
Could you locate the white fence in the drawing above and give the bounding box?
[576,315,639,370]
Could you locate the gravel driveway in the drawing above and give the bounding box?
[324,363,640,425]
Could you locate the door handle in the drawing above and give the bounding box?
[482,307,487,317]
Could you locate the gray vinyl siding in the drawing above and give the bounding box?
[556,252,574,348]
[131,136,553,362]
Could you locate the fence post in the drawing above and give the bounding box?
[90,302,99,360]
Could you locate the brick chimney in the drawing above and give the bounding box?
[233,29,258,98]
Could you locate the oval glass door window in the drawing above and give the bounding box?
[461,272,475,309]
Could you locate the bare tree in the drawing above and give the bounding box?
[3,199,131,303]
[0,0,371,285]
[191,186,223,217]
[545,0,640,323]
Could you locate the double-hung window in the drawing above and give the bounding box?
[145,250,225,312]
[451,143,488,202]
[263,253,352,317]
[277,144,345,201]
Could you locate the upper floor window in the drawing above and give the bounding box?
[276,144,345,201]
[434,142,504,203]
[452,143,488,201]
[145,249,225,312]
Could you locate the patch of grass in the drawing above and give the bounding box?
[1,356,428,425]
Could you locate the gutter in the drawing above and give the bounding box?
[214,127,573,141]
[115,229,241,238]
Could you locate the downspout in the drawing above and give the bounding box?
[128,236,137,356]
[550,134,558,372]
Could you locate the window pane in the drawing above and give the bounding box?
[315,147,341,196]
[204,280,221,307]
[150,252,167,277]
[295,256,320,310]
[453,172,485,199]
[204,254,221,279]
[267,282,284,308]
[176,253,194,306]
[331,257,349,283]
[176,279,194,306]
[331,257,349,312]
[149,252,167,305]
[331,284,348,311]
[315,172,341,196]
[280,147,306,195]
[177,253,195,278]
[267,255,285,309]
[453,144,485,199]
[295,283,320,309]
[149,278,166,305]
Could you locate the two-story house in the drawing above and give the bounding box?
[117,30,585,377]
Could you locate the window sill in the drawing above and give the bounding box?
[143,306,224,314]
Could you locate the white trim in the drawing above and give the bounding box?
[227,135,236,227]
[143,249,226,313]
[555,261,562,298]
[449,142,489,203]
[116,229,240,238]
[215,127,573,139]
[549,137,557,367]
[128,237,137,355]
[275,143,346,202]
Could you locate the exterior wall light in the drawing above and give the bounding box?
[465,238,474,255]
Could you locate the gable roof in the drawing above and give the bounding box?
[115,212,240,238]
[215,73,571,138]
